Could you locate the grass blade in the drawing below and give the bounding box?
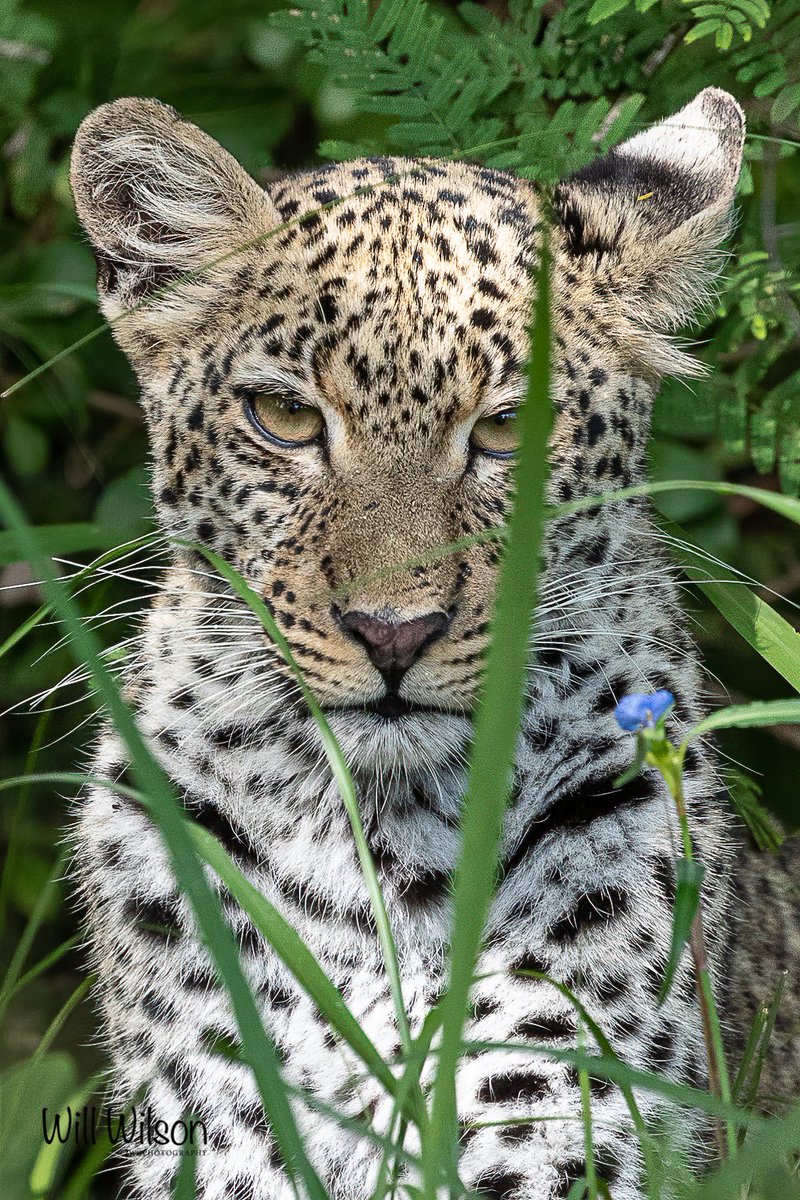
[422,241,553,1196]
[32,976,94,1063]
[667,524,800,693]
[738,974,786,1113]
[0,847,67,1026]
[172,1118,198,1200]
[0,702,52,937]
[577,1023,598,1200]
[684,699,800,744]
[658,858,705,1005]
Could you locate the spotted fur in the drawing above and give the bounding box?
[67,89,795,1200]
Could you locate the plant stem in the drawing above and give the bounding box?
[668,762,737,1161]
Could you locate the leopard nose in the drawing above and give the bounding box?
[336,609,450,678]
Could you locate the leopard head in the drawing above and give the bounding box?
[70,91,743,755]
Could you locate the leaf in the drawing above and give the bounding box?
[685,699,800,743]
[586,0,631,22]
[0,1054,76,1200]
[772,81,800,123]
[727,770,785,853]
[613,739,647,787]
[667,527,800,694]
[4,415,48,477]
[658,857,705,1005]
[0,523,124,566]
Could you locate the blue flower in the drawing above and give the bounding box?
[614,689,675,733]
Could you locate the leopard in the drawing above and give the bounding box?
[68,87,800,1200]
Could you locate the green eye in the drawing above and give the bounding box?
[247,393,324,448]
[470,409,520,457]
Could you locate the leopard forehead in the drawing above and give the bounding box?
[202,157,542,439]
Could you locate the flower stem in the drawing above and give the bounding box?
[667,761,737,1161]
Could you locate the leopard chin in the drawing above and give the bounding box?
[318,704,473,776]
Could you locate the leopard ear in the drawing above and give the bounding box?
[554,88,745,376]
[71,98,275,319]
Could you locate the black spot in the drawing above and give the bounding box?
[612,1012,639,1040]
[400,868,451,908]
[513,1013,574,1040]
[471,307,496,330]
[497,1121,532,1145]
[190,802,259,868]
[317,292,338,322]
[100,838,124,870]
[209,725,250,751]
[474,1171,524,1199]
[652,854,676,904]
[547,888,629,943]
[225,1175,256,1200]
[123,894,182,942]
[471,994,500,1020]
[236,920,264,955]
[187,402,204,431]
[313,187,340,205]
[594,972,629,1005]
[261,978,295,1010]
[184,964,217,991]
[587,411,606,447]
[206,1122,232,1151]
[586,534,609,566]
[565,1064,615,1098]
[554,1158,586,1199]
[648,1025,675,1072]
[236,1099,270,1137]
[683,744,701,774]
[202,1025,243,1061]
[509,948,550,976]
[595,1144,624,1185]
[477,1069,549,1105]
[141,989,177,1024]
[127,1029,155,1058]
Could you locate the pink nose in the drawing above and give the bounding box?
[338,610,450,678]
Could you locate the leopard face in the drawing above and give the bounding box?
[146,158,540,728]
[70,92,743,751]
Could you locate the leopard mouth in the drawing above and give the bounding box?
[365,694,440,720]
[326,693,452,722]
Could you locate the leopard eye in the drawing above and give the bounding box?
[246,393,324,448]
[470,409,520,458]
